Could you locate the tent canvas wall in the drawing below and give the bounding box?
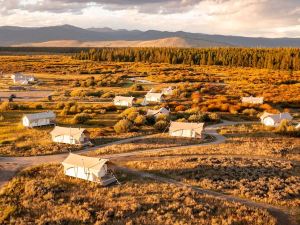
[62,153,117,185]
[169,121,204,138]
[260,112,293,127]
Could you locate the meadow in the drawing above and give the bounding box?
[0,164,277,225]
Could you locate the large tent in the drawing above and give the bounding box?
[169,121,204,138]
[62,153,117,186]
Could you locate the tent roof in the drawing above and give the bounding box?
[24,111,56,122]
[242,96,263,101]
[266,112,293,123]
[169,121,204,133]
[147,107,170,116]
[145,92,163,98]
[260,111,274,120]
[62,153,109,171]
[114,96,135,102]
[51,126,88,139]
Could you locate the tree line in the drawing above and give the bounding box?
[73,47,300,71]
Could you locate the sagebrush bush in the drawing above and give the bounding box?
[72,113,91,124]
[154,120,168,131]
[134,115,146,126]
[114,119,133,133]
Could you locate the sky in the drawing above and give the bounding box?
[0,0,300,38]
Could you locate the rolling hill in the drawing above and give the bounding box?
[1,24,300,47]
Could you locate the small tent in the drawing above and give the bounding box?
[51,126,91,145]
[11,73,35,85]
[147,107,170,118]
[260,112,293,127]
[62,153,117,186]
[169,121,204,138]
[113,96,135,107]
[241,96,264,104]
[145,92,164,103]
[23,111,56,128]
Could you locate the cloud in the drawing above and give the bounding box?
[0,0,227,15]
[0,0,299,37]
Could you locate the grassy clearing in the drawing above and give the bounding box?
[0,164,276,225]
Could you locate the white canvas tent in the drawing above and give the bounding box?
[242,96,264,104]
[113,96,135,107]
[260,112,293,127]
[147,107,170,118]
[145,92,164,103]
[169,121,204,138]
[51,126,91,145]
[23,111,56,128]
[62,153,117,186]
[11,73,35,85]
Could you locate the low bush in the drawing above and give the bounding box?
[154,120,168,131]
[114,119,133,133]
[134,115,146,126]
[72,113,91,124]
[131,84,144,91]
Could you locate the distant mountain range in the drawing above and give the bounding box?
[1,24,300,47]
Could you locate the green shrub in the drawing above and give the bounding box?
[35,104,43,110]
[127,112,139,121]
[242,108,257,116]
[208,113,220,122]
[72,113,91,124]
[101,92,115,98]
[134,115,146,126]
[154,120,168,131]
[188,113,209,122]
[119,107,138,118]
[60,108,70,116]
[114,119,133,133]
[131,84,144,91]
[156,114,169,122]
[0,102,18,111]
[56,102,65,109]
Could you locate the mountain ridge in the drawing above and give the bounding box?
[1,24,300,47]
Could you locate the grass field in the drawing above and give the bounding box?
[125,156,300,208]
[0,164,277,225]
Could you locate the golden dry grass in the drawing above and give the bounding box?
[125,156,300,207]
[89,133,211,156]
[0,164,276,225]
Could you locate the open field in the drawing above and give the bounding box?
[0,164,277,225]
